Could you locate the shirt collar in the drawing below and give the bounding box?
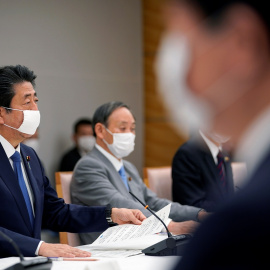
[199,130,221,164]
[0,135,20,158]
[95,143,123,172]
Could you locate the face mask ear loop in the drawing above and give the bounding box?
[1,106,23,112]
[103,125,113,136]
[1,106,23,132]
[3,123,18,131]
[102,125,112,146]
[103,125,115,145]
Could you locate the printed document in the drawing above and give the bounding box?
[89,203,171,250]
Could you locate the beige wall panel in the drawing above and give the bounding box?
[143,0,188,168]
[144,122,188,166]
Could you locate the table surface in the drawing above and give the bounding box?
[0,254,181,270]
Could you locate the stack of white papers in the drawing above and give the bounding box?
[79,204,171,258]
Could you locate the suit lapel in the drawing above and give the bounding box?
[123,166,132,190]
[20,146,42,234]
[204,152,222,188]
[200,138,227,197]
[92,147,131,194]
[0,143,33,234]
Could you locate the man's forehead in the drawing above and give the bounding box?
[13,82,36,96]
[108,107,134,121]
[117,120,136,125]
[108,118,136,126]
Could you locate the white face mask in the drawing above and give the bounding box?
[78,135,95,153]
[23,138,40,154]
[2,107,40,135]
[155,33,213,134]
[103,127,135,159]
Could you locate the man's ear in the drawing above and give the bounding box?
[225,4,269,80]
[95,123,105,139]
[0,107,5,124]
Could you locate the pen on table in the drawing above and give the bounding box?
[48,257,98,261]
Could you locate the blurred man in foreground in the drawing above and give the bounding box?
[156,0,270,268]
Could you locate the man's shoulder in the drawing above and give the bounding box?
[75,147,109,169]
[61,147,80,158]
[87,146,109,161]
[247,148,270,188]
[20,144,43,170]
[21,143,39,157]
[174,137,206,160]
[123,159,136,169]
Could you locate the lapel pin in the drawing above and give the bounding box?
[26,156,31,169]
[224,156,230,162]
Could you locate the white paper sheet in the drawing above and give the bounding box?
[80,233,168,253]
[88,204,171,250]
[88,249,142,258]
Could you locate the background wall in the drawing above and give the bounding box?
[0,0,143,185]
[142,0,188,168]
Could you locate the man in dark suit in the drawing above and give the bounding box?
[172,130,234,212]
[0,65,146,258]
[59,118,95,171]
[155,0,270,268]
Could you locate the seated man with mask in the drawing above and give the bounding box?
[172,129,234,212]
[59,118,95,171]
[70,101,209,244]
[0,65,146,258]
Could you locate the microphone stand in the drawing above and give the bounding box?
[129,191,192,256]
[129,191,172,238]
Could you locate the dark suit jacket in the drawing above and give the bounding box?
[173,148,270,269]
[172,133,234,212]
[0,143,108,258]
[59,147,81,171]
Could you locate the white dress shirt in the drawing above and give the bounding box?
[199,130,222,165]
[95,143,123,172]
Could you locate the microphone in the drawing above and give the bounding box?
[129,191,192,256]
[129,191,172,238]
[0,230,52,270]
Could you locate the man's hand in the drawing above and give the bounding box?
[167,220,199,235]
[38,243,91,258]
[197,210,211,222]
[111,208,146,225]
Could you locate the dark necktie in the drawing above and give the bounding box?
[118,166,129,191]
[11,151,34,227]
[217,151,226,187]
